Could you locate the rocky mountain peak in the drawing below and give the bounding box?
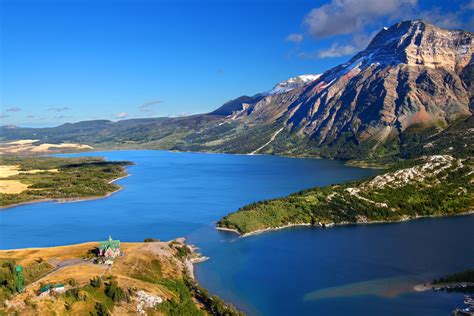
[355,20,473,71]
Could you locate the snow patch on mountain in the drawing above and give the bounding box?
[266,74,321,96]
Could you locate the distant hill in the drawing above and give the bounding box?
[2,20,472,162]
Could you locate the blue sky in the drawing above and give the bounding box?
[1,0,473,127]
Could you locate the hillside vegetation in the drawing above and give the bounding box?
[217,155,473,235]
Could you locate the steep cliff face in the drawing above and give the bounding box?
[229,20,473,154]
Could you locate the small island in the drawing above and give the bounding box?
[0,237,242,315]
[0,156,132,208]
[217,155,473,236]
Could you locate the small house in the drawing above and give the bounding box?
[38,283,65,297]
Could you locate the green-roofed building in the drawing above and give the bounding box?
[98,235,121,264]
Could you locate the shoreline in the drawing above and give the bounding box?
[179,239,210,279]
[0,168,130,210]
[414,282,474,292]
[216,211,474,238]
[19,144,384,169]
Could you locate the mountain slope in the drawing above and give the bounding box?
[1,20,472,161]
[216,20,473,158]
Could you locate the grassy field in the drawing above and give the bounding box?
[0,239,243,315]
[0,156,132,208]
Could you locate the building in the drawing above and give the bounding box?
[98,235,121,264]
[38,283,65,297]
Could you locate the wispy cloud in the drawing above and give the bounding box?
[139,100,162,112]
[0,113,9,119]
[307,43,358,59]
[139,99,162,116]
[6,107,22,112]
[26,115,35,119]
[115,112,129,119]
[285,33,304,43]
[48,106,70,112]
[303,0,417,38]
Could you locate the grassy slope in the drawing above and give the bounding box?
[0,156,132,208]
[0,240,242,315]
[217,156,473,235]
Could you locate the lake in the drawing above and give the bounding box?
[0,150,472,315]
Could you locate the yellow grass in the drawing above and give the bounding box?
[0,140,93,155]
[30,143,92,153]
[0,180,29,194]
[0,165,59,179]
[23,168,59,174]
[6,139,39,145]
[0,165,59,194]
[0,165,22,177]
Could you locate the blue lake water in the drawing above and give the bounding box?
[0,150,472,315]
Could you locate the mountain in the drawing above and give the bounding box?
[207,19,473,158]
[208,74,321,116]
[1,20,473,161]
[264,74,321,95]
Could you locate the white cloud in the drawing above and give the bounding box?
[115,112,129,119]
[300,43,358,59]
[304,0,418,38]
[285,33,304,43]
[318,43,357,58]
[6,107,22,112]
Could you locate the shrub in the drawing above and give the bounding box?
[90,276,102,288]
[94,302,110,316]
[104,280,126,302]
[144,238,160,242]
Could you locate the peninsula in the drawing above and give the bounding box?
[0,156,132,208]
[0,238,242,315]
[217,155,473,236]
